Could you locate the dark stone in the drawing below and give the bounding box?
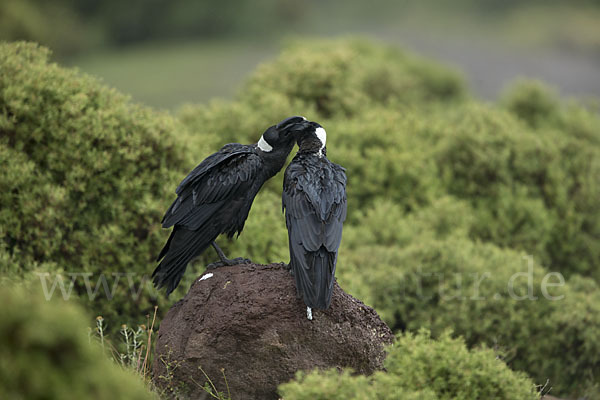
[153,263,393,399]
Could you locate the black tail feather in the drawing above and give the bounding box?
[152,227,215,296]
[156,230,175,262]
[294,246,336,310]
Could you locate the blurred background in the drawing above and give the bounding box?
[2,0,600,108]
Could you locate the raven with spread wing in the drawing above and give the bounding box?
[283,121,347,319]
[154,116,309,295]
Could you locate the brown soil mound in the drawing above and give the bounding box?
[153,263,393,399]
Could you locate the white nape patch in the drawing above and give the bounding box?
[307,306,313,320]
[315,127,326,157]
[257,135,273,152]
[315,127,326,148]
[199,273,214,281]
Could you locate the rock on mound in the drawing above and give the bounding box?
[153,263,393,399]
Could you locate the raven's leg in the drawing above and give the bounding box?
[211,242,228,262]
[206,242,252,269]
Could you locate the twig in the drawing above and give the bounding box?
[198,365,220,399]
[221,368,231,400]
[142,305,158,378]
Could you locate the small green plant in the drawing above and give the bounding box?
[89,307,158,382]
[154,347,232,399]
[155,346,192,399]
[194,366,232,400]
[119,323,144,369]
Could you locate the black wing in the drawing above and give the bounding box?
[161,143,262,230]
[153,143,263,294]
[283,159,347,309]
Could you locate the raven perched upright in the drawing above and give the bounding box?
[154,116,308,295]
[283,121,347,320]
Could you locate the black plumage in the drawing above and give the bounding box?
[154,116,307,295]
[283,122,347,313]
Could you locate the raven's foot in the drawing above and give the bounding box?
[206,257,252,270]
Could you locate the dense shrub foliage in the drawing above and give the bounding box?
[241,39,466,118]
[279,330,538,400]
[1,38,599,397]
[183,40,600,283]
[0,42,201,325]
[0,285,155,399]
[340,206,600,396]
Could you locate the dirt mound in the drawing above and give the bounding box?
[153,263,393,399]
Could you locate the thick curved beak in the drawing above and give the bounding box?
[276,116,307,130]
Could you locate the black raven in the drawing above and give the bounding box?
[283,121,347,319]
[154,116,308,295]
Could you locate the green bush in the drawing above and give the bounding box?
[184,68,599,282]
[0,42,202,325]
[332,101,598,280]
[241,38,466,119]
[337,199,600,396]
[433,104,561,266]
[0,285,156,399]
[178,38,466,157]
[500,81,600,277]
[279,330,538,400]
[500,79,560,128]
[279,368,437,400]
